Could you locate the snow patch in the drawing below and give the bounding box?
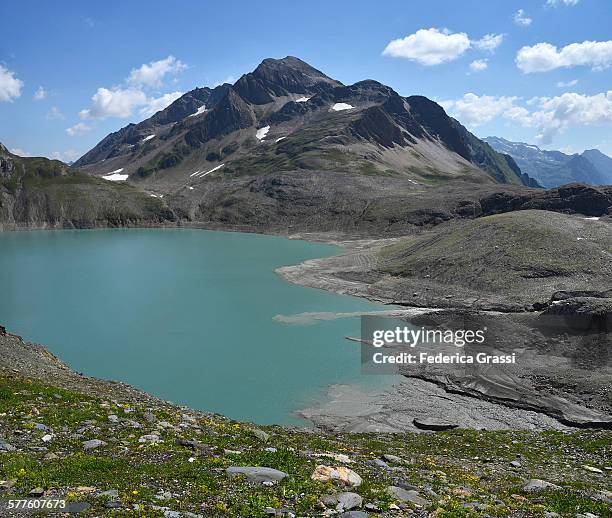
[331,103,354,111]
[148,193,164,198]
[256,126,270,140]
[187,186,194,190]
[295,96,311,103]
[141,135,155,142]
[101,168,128,181]
[191,163,225,178]
[188,105,207,117]
[584,217,600,221]
[275,137,286,143]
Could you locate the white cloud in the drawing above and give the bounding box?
[514,9,533,26]
[473,33,504,53]
[138,91,183,118]
[469,59,488,72]
[556,79,578,87]
[442,90,612,144]
[10,148,32,157]
[127,55,187,88]
[0,65,24,102]
[66,122,92,136]
[382,28,471,65]
[33,86,47,101]
[46,106,64,120]
[79,87,147,119]
[546,0,579,6]
[382,29,503,65]
[51,149,81,163]
[441,93,518,126]
[516,40,612,72]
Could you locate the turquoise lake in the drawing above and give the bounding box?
[0,229,393,425]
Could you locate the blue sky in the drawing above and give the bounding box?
[1,0,611,161]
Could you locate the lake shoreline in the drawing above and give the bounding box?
[1,224,609,432]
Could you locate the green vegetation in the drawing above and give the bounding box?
[0,375,609,517]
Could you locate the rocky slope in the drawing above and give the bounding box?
[484,137,612,188]
[0,144,175,230]
[1,328,610,517]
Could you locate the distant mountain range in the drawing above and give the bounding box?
[484,137,612,188]
[74,56,536,189]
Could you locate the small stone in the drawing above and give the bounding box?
[28,487,44,497]
[387,486,430,506]
[43,452,58,461]
[0,439,16,452]
[523,479,562,492]
[143,412,157,423]
[82,439,106,450]
[510,460,521,468]
[64,501,91,513]
[251,428,270,442]
[108,414,119,423]
[226,466,288,484]
[338,512,369,518]
[312,465,362,487]
[41,434,53,443]
[383,454,405,464]
[265,447,278,452]
[592,490,611,503]
[582,465,603,474]
[138,434,160,443]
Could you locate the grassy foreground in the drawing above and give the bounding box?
[0,375,609,517]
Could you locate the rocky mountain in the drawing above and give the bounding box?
[484,137,612,188]
[74,57,533,194]
[0,143,174,229]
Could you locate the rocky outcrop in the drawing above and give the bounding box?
[480,183,612,217]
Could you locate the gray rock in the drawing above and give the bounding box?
[28,487,44,497]
[321,492,363,511]
[592,490,611,503]
[64,502,91,513]
[336,492,363,511]
[226,466,288,484]
[0,439,16,452]
[138,434,160,443]
[251,428,270,442]
[383,454,405,464]
[338,512,369,518]
[510,460,522,468]
[386,486,430,506]
[523,479,562,492]
[144,411,157,423]
[576,514,599,518]
[82,439,106,450]
[582,465,603,474]
[370,458,390,470]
